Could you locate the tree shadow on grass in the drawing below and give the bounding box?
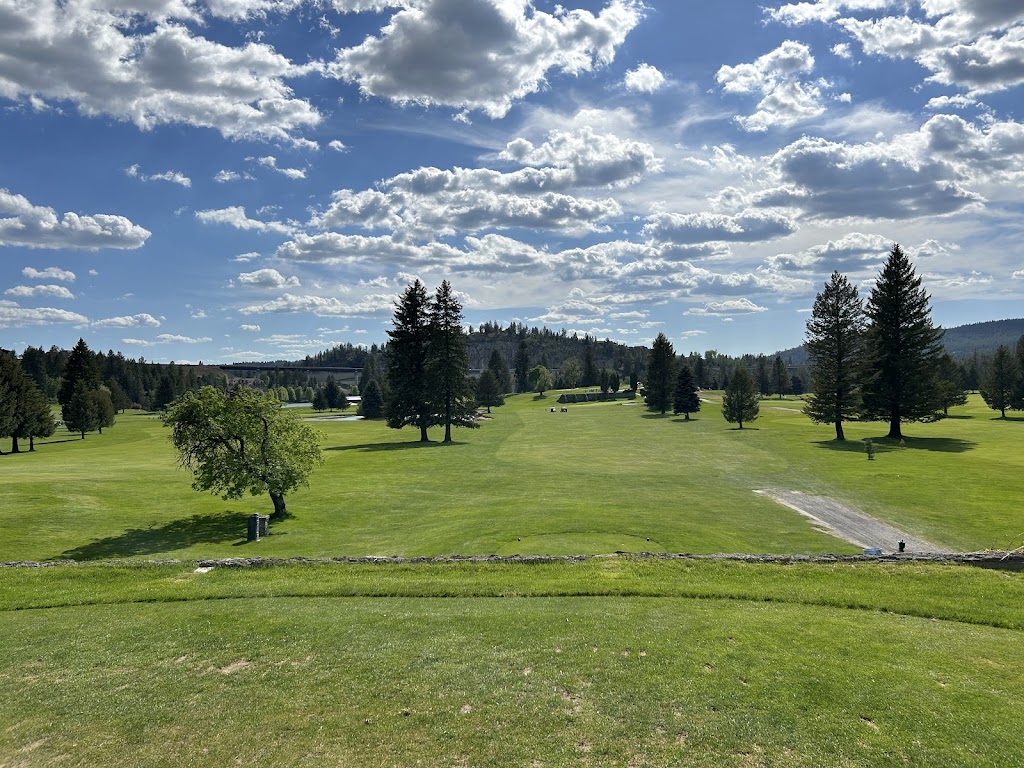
[324,440,462,452]
[640,412,673,419]
[58,510,246,560]
[670,417,699,423]
[991,415,1024,422]
[814,436,977,454]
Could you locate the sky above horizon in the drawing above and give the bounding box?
[1,0,1023,363]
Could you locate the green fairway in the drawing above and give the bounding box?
[1,392,1021,560]
[2,559,1022,766]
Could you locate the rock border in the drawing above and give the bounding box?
[3,551,1022,569]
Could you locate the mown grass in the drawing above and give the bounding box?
[2,559,1023,766]
[0,392,1021,560]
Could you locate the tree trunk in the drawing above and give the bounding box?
[419,423,429,442]
[738,420,744,429]
[270,491,287,520]
[887,410,902,439]
[80,431,86,439]
[835,420,845,441]
[11,436,20,453]
[684,412,690,421]
[29,436,35,451]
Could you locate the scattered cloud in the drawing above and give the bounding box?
[126,164,192,188]
[195,206,294,234]
[22,266,75,282]
[93,313,161,328]
[0,188,150,249]
[236,268,301,288]
[0,302,89,328]
[256,156,306,179]
[328,0,643,118]
[685,298,768,316]
[5,284,75,299]
[624,63,666,93]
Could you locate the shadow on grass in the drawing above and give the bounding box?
[991,415,1024,422]
[814,436,977,454]
[671,417,699,423]
[58,510,246,560]
[942,414,974,420]
[640,412,673,419]
[324,440,463,452]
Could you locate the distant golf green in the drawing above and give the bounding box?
[1,391,1021,561]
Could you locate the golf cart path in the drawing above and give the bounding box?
[756,489,952,554]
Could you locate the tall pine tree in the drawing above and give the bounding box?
[673,364,701,420]
[514,341,530,394]
[645,333,676,414]
[427,281,477,443]
[58,338,100,408]
[386,280,434,441]
[861,244,944,439]
[804,271,866,441]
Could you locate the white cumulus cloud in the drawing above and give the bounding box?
[0,188,150,249]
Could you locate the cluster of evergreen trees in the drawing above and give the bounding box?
[979,338,1024,418]
[0,350,56,453]
[383,280,484,442]
[804,245,963,440]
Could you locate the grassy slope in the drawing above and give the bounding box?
[2,560,1023,767]
[1,393,1021,561]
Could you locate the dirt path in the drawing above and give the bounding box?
[756,489,952,554]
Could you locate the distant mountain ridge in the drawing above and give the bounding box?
[775,317,1024,364]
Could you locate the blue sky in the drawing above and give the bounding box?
[2,0,1023,362]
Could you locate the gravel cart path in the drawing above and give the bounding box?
[756,489,953,554]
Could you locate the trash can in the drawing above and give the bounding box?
[258,515,269,538]
[247,514,261,542]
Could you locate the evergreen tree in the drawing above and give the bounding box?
[475,369,505,414]
[528,365,553,396]
[645,333,676,414]
[980,345,1017,418]
[0,353,21,453]
[427,281,477,443]
[582,342,597,387]
[324,378,343,411]
[672,364,701,420]
[487,349,513,394]
[20,383,56,451]
[861,244,944,438]
[599,368,611,393]
[722,366,759,429]
[311,387,328,412]
[756,355,770,398]
[91,388,116,434]
[359,379,385,419]
[772,355,788,399]
[790,374,805,396]
[386,280,434,441]
[152,375,177,411]
[936,352,968,415]
[804,271,866,441]
[514,341,530,394]
[359,355,379,395]
[63,381,99,439]
[608,370,620,394]
[1014,336,1024,409]
[58,338,100,408]
[107,378,132,412]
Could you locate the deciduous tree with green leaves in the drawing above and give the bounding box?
[528,365,553,396]
[559,357,582,389]
[861,244,944,438]
[161,386,324,519]
[722,366,759,429]
[804,271,866,441]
